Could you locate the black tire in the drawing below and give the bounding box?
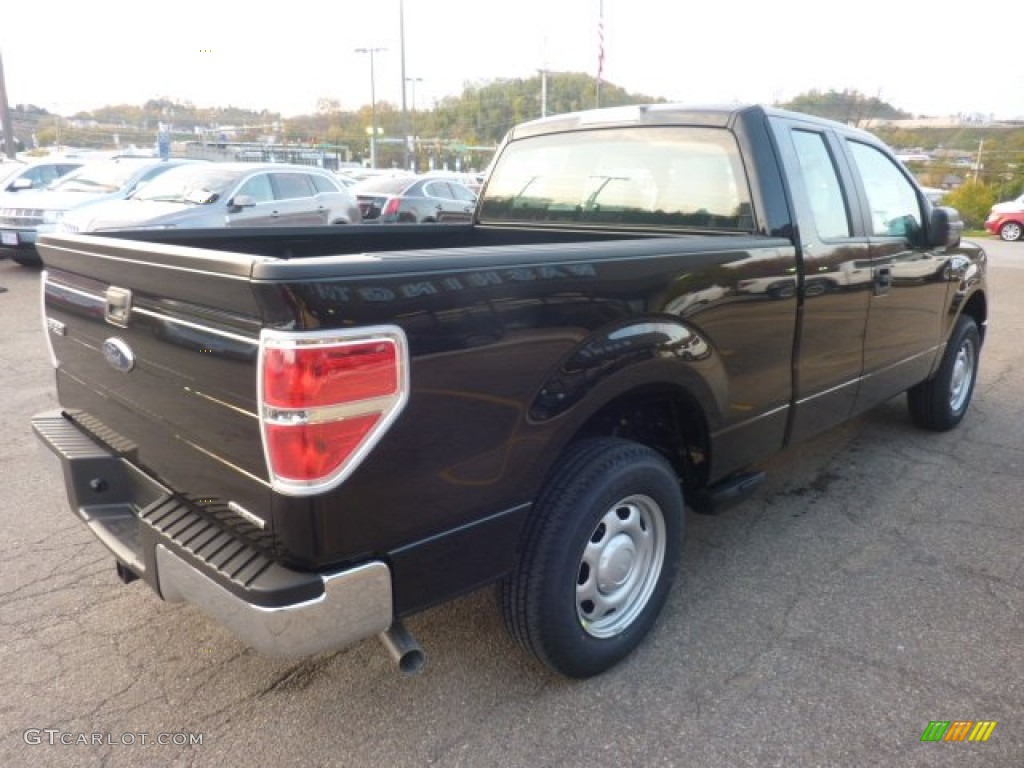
[804,278,831,298]
[767,280,796,299]
[12,252,41,267]
[499,437,684,678]
[907,314,980,431]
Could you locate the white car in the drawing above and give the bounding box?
[58,163,361,234]
[0,156,201,265]
[0,157,84,193]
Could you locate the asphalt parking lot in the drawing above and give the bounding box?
[0,240,1021,768]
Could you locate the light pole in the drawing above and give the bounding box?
[538,69,548,118]
[0,52,16,159]
[405,77,423,171]
[405,77,423,114]
[355,46,386,168]
[399,0,409,170]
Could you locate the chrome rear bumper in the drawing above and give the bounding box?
[33,410,394,658]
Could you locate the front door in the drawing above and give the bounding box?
[841,140,952,413]
[226,173,280,226]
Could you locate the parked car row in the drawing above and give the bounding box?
[59,163,362,235]
[0,154,481,267]
[0,156,200,265]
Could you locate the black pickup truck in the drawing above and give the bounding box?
[32,104,987,678]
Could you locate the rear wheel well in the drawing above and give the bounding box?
[574,385,710,495]
[960,291,987,345]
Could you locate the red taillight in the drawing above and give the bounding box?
[263,340,399,408]
[381,197,401,217]
[259,327,409,495]
[264,416,379,480]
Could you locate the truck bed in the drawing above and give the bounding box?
[38,224,797,592]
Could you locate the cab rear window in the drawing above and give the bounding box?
[479,126,754,231]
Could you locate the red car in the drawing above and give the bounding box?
[985,193,1024,241]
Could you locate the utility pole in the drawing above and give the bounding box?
[595,0,604,109]
[399,0,410,171]
[0,51,17,159]
[540,68,548,117]
[355,47,386,168]
[973,139,984,183]
[539,36,549,119]
[405,76,422,171]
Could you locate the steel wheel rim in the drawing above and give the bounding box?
[949,336,976,413]
[576,493,666,638]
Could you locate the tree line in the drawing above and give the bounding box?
[10,83,1022,222]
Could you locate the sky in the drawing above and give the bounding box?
[3,0,1022,121]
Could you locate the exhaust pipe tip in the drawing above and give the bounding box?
[116,561,140,584]
[379,621,426,675]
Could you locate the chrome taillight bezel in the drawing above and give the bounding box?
[257,325,410,496]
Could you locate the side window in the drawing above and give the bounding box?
[791,130,851,240]
[129,164,174,194]
[451,183,477,203]
[27,166,58,186]
[847,141,922,239]
[309,173,339,194]
[424,181,454,199]
[236,173,273,203]
[271,172,314,200]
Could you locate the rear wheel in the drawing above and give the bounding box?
[12,252,41,267]
[998,221,1023,241]
[907,314,980,431]
[499,438,684,678]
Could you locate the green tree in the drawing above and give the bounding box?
[779,89,911,124]
[943,181,998,229]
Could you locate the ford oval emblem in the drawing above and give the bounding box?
[102,338,135,373]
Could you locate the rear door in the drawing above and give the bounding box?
[422,180,475,223]
[770,117,872,443]
[269,172,324,226]
[839,137,953,412]
[442,181,477,222]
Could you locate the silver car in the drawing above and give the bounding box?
[353,175,477,223]
[59,163,362,234]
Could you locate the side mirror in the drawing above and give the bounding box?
[9,178,33,191]
[230,194,256,210]
[928,205,962,249]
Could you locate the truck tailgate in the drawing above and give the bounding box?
[38,233,274,529]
